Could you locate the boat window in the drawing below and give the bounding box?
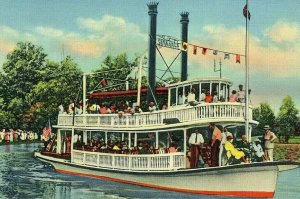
[158,130,184,152]
[178,87,183,105]
[184,85,190,104]
[192,84,199,101]
[201,83,210,95]
[136,132,156,152]
[212,83,219,99]
[170,88,176,106]
[220,83,227,102]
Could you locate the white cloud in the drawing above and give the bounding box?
[264,20,299,43]
[35,26,64,38]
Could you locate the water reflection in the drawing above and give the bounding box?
[0,143,298,199]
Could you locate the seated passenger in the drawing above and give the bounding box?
[168,142,177,153]
[99,103,108,114]
[205,91,212,103]
[224,134,247,164]
[212,91,218,103]
[187,88,198,106]
[200,89,206,102]
[148,102,157,112]
[229,90,238,102]
[236,134,251,158]
[252,139,266,162]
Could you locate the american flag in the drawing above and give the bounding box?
[42,127,51,141]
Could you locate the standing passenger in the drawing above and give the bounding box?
[263,125,277,161]
[237,84,245,103]
[188,129,204,168]
[209,123,222,167]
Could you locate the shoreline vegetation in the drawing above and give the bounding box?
[274,143,300,162]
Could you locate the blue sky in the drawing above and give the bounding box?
[0,0,299,114]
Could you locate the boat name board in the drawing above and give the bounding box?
[156,35,181,50]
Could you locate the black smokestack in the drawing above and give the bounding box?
[180,12,189,81]
[146,2,158,103]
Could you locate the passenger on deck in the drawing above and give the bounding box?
[100,103,108,114]
[200,89,206,102]
[224,134,247,164]
[252,139,266,162]
[205,91,212,103]
[178,91,184,105]
[187,88,198,106]
[212,91,218,103]
[65,134,71,153]
[124,104,131,113]
[168,142,178,153]
[236,134,250,159]
[188,129,204,168]
[237,84,245,103]
[58,102,65,114]
[148,102,157,112]
[263,125,277,162]
[229,90,238,102]
[209,123,222,167]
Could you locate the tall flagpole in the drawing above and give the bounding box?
[245,0,250,141]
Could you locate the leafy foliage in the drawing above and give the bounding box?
[87,54,138,92]
[253,102,276,130]
[276,96,299,143]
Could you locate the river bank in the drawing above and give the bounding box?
[274,144,300,162]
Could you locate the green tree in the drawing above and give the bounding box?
[2,42,47,102]
[87,53,138,92]
[1,42,47,129]
[253,102,276,130]
[25,56,82,131]
[276,96,299,143]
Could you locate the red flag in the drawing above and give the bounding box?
[243,4,251,20]
[100,79,107,87]
[42,127,51,141]
[202,48,207,55]
[193,45,197,55]
[236,54,241,63]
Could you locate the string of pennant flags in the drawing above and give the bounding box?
[181,42,244,64]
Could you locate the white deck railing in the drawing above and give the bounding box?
[72,150,185,171]
[58,102,252,127]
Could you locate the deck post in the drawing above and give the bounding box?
[71,128,75,163]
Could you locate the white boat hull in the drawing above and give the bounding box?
[33,152,294,198]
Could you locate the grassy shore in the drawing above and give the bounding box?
[274,143,300,162]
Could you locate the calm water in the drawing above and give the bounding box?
[0,143,299,199]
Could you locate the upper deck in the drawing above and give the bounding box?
[57,102,253,129]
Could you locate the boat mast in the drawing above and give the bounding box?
[245,0,250,141]
[137,52,146,106]
[83,73,87,114]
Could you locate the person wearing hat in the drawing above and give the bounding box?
[252,139,265,162]
[224,134,247,164]
[263,125,277,161]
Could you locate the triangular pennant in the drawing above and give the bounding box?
[193,45,197,55]
[202,48,207,55]
[236,54,241,63]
